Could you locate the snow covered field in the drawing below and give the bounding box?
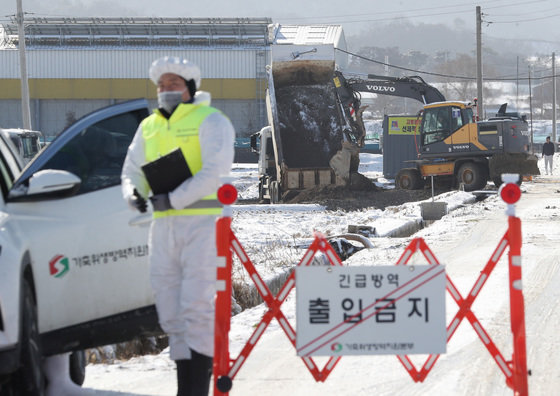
[83,153,560,395]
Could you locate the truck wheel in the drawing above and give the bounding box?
[16,280,45,395]
[270,181,280,204]
[396,169,422,190]
[69,350,86,386]
[457,163,487,191]
[258,180,269,204]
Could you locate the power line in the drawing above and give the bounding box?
[337,48,472,80]
[279,0,548,25]
[487,12,560,24]
[337,48,560,82]
[487,5,560,18]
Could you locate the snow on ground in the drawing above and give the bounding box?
[84,153,560,395]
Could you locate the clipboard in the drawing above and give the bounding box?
[141,148,192,195]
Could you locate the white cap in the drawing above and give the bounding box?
[149,56,201,89]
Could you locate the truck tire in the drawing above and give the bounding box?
[270,181,280,204]
[16,279,45,396]
[396,168,422,190]
[258,179,269,204]
[457,163,487,191]
[69,350,86,386]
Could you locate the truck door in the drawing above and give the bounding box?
[420,106,452,155]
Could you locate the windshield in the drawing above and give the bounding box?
[20,135,41,159]
[422,107,449,145]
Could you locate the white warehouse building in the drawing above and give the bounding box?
[0,18,348,139]
[0,17,273,138]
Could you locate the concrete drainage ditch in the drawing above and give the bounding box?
[233,195,478,312]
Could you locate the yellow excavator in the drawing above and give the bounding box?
[394,101,539,191]
[333,72,539,191]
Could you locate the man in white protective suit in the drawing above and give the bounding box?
[121,56,235,395]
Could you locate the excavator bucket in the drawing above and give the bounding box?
[329,141,359,182]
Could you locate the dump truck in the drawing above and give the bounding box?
[251,25,365,203]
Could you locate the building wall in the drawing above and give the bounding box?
[0,47,269,137]
[0,77,262,100]
[0,49,264,79]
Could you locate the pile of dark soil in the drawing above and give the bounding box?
[275,83,343,168]
[284,182,448,211]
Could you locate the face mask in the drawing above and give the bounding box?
[157,90,185,113]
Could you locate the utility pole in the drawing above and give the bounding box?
[16,0,32,130]
[476,6,484,120]
[516,56,519,111]
[553,52,557,143]
[529,66,534,152]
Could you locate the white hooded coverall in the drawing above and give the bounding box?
[121,91,235,360]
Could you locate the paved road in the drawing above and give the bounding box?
[83,175,560,395]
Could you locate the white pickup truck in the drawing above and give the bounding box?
[0,99,160,394]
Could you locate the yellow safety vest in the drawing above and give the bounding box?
[141,103,222,218]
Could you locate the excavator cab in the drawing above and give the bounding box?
[419,102,477,157]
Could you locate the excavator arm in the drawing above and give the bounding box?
[333,70,446,107]
[332,70,446,149]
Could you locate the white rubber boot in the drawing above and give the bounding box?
[43,353,92,396]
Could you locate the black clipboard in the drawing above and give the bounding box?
[141,148,192,195]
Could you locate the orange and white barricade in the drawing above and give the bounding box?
[212,177,529,396]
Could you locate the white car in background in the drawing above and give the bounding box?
[0,99,160,395]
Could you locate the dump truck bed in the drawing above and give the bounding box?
[265,42,352,192]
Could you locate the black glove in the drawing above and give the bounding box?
[128,188,147,213]
[150,193,172,212]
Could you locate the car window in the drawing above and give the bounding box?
[41,109,145,194]
[464,107,475,124]
[422,107,450,145]
[451,107,463,131]
[20,134,42,159]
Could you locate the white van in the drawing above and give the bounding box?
[5,128,44,165]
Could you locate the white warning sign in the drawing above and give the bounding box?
[296,265,446,356]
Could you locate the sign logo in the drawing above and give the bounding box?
[49,255,69,278]
[366,85,396,93]
[331,343,343,353]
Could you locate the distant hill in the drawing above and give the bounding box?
[346,20,554,57]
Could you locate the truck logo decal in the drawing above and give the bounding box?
[49,254,69,278]
[366,85,396,93]
[331,342,343,352]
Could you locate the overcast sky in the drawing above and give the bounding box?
[2,0,559,45]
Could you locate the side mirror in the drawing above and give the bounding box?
[8,170,81,202]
